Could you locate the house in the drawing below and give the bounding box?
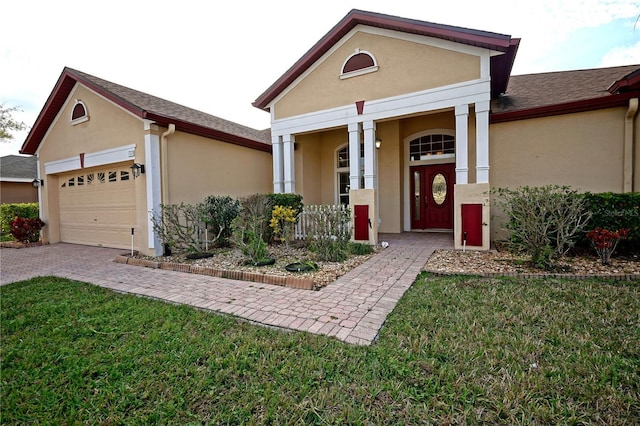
[0,155,38,204]
[21,9,639,255]
[253,9,639,249]
[20,68,273,255]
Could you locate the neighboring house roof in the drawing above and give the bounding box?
[491,64,640,123]
[0,155,37,182]
[20,67,272,155]
[253,9,520,111]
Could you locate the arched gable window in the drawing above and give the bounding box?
[340,49,378,79]
[70,100,89,125]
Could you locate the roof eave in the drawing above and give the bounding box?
[490,92,639,124]
[143,112,272,154]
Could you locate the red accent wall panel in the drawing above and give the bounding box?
[461,204,482,247]
[354,204,369,241]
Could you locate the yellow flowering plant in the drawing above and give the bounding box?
[269,205,297,251]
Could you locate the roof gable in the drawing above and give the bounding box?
[253,9,520,110]
[21,67,272,155]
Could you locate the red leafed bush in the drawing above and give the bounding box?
[9,217,45,243]
[586,227,628,265]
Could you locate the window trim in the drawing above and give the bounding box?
[407,129,456,164]
[70,100,89,125]
[340,49,379,80]
[334,143,365,204]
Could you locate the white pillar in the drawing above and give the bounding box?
[363,121,376,189]
[455,104,469,184]
[475,101,490,183]
[144,122,163,255]
[348,122,361,190]
[272,134,284,193]
[283,134,295,193]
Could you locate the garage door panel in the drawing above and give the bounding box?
[58,165,136,249]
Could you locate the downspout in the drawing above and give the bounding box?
[624,98,638,193]
[160,124,176,204]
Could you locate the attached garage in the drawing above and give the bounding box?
[57,163,136,249]
[20,67,273,256]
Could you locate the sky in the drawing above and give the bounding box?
[1,0,639,157]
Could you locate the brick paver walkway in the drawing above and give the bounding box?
[1,233,452,345]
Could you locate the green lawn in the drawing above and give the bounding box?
[2,275,638,424]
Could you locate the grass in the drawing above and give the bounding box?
[1,275,639,424]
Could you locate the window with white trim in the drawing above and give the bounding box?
[336,143,364,205]
[70,100,89,125]
[409,133,455,161]
[340,49,379,79]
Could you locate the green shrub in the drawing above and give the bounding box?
[231,194,272,264]
[266,193,303,217]
[201,195,239,246]
[348,242,374,255]
[492,185,591,269]
[1,203,39,234]
[580,192,639,254]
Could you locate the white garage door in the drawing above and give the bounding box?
[58,164,136,249]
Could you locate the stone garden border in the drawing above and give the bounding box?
[115,254,315,290]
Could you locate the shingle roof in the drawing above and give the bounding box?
[491,64,640,116]
[21,67,272,155]
[0,155,37,180]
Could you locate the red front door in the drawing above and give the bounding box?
[410,164,455,230]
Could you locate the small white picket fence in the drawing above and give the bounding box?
[294,204,351,240]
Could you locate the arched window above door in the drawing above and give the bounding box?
[409,132,455,162]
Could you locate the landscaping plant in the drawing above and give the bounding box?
[231,194,272,264]
[492,185,592,269]
[581,192,639,254]
[269,205,297,251]
[201,195,239,246]
[151,203,207,253]
[1,202,39,236]
[305,204,351,262]
[9,216,45,243]
[586,227,629,265]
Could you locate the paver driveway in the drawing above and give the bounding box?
[0,233,452,345]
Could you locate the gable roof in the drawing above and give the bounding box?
[491,64,640,122]
[0,155,37,181]
[20,67,272,155]
[253,9,520,111]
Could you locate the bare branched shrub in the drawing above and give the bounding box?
[151,203,206,252]
[151,197,240,253]
[492,185,592,269]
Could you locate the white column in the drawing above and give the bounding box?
[144,125,163,255]
[283,134,295,193]
[363,121,376,189]
[475,100,490,183]
[272,134,284,193]
[348,122,361,190]
[455,104,469,184]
